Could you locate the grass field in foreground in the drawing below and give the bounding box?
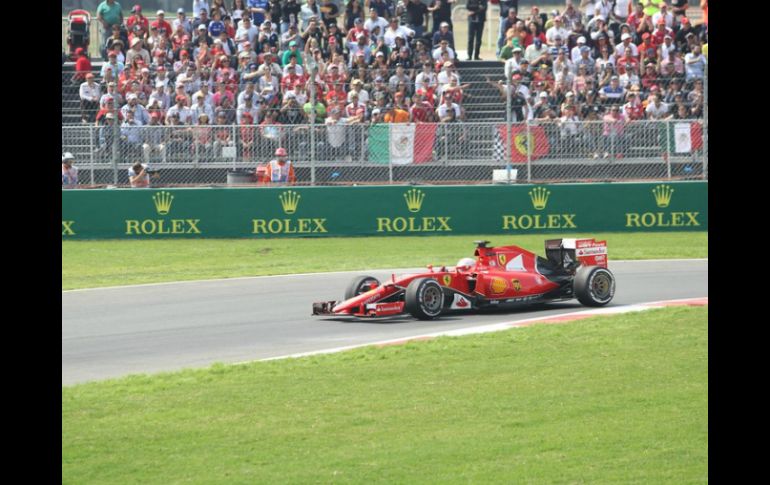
[62,232,707,290]
[62,306,708,483]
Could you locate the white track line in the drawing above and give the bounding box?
[62,259,708,292]
[252,297,708,364]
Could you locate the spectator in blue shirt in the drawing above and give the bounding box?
[248,0,270,26]
[208,9,226,37]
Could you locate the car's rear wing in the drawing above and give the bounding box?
[545,238,608,270]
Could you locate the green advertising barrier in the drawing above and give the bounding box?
[61,182,707,239]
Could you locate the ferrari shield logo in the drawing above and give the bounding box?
[498,254,507,266]
[512,279,522,291]
[442,275,452,286]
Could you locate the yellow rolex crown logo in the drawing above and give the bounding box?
[279,190,301,214]
[404,188,426,213]
[152,191,174,215]
[652,184,674,208]
[529,187,551,210]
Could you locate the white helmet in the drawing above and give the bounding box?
[456,257,476,270]
[62,152,75,162]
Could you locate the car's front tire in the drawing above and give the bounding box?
[405,278,445,320]
[574,266,616,307]
[344,275,381,300]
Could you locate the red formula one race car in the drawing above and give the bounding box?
[312,239,616,320]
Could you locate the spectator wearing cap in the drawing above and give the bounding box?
[126,5,149,35]
[194,23,214,47]
[615,32,639,59]
[151,10,173,39]
[166,95,193,124]
[281,40,304,66]
[79,72,101,123]
[149,81,169,110]
[96,0,123,39]
[638,33,659,66]
[623,90,645,119]
[553,47,574,77]
[674,17,694,52]
[120,93,151,125]
[645,93,669,119]
[72,47,92,84]
[281,58,305,84]
[346,17,368,45]
[62,153,78,187]
[432,21,455,50]
[546,16,570,47]
[525,37,548,65]
[126,38,151,66]
[600,75,626,106]
[659,33,677,61]
[174,8,193,35]
[429,0,454,36]
[191,91,215,124]
[570,36,587,63]
[120,109,145,158]
[651,17,673,47]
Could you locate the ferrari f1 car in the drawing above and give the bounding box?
[312,239,615,320]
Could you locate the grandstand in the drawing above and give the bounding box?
[61,1,707,187]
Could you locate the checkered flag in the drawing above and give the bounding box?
[493,124,506,164]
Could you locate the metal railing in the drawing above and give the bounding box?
[62,118,706,187]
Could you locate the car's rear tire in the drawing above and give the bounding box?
[405,278,444,320]
[344,275,381,300]
[574,266,615,307]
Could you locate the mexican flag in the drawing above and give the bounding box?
[368,123,437,164]
[495,124,551,163]
[664,121,704,153]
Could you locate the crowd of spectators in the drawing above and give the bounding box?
[494,0,707,125]
[73,1,707,163]
[82,0,466,137]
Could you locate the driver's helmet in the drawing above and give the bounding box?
[456,257,476,270]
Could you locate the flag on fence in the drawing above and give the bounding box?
[368,123,437,164]
[664,121,704,153]
[494,124,551,163]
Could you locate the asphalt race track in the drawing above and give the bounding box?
[62,260,707,386]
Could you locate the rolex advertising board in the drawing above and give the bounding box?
[61,182,707,239]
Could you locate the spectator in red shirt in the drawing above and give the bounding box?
[623,91,645,120]
[639,34,659,66]
[616,46,638,75]
[72,47,92,84]
[152,10,173,39]
[126,5,149,33]
[651,19,672,47]
[239,111,255,160]
[409,90,436,122]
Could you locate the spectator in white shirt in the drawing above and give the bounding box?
[652,4,674,30]
[546,17,570,46]
[79,73,101,123]
[364,9,389,35]
[190,92,215,124]
[645,94,670,119]
[383,18,415,49]
[432,40,455,61]
[235,16,258,51]
[615,33,639,59]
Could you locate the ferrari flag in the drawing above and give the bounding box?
[368,123,437,164]
[495,124,551,163]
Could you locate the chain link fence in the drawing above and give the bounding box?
[63,118,706,187]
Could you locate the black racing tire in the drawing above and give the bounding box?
[405,278,445,320]
[574,266,616,307]
[344,275,381,300]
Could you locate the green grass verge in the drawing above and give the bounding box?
[62,232,707,290]
[62,305,708,483]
